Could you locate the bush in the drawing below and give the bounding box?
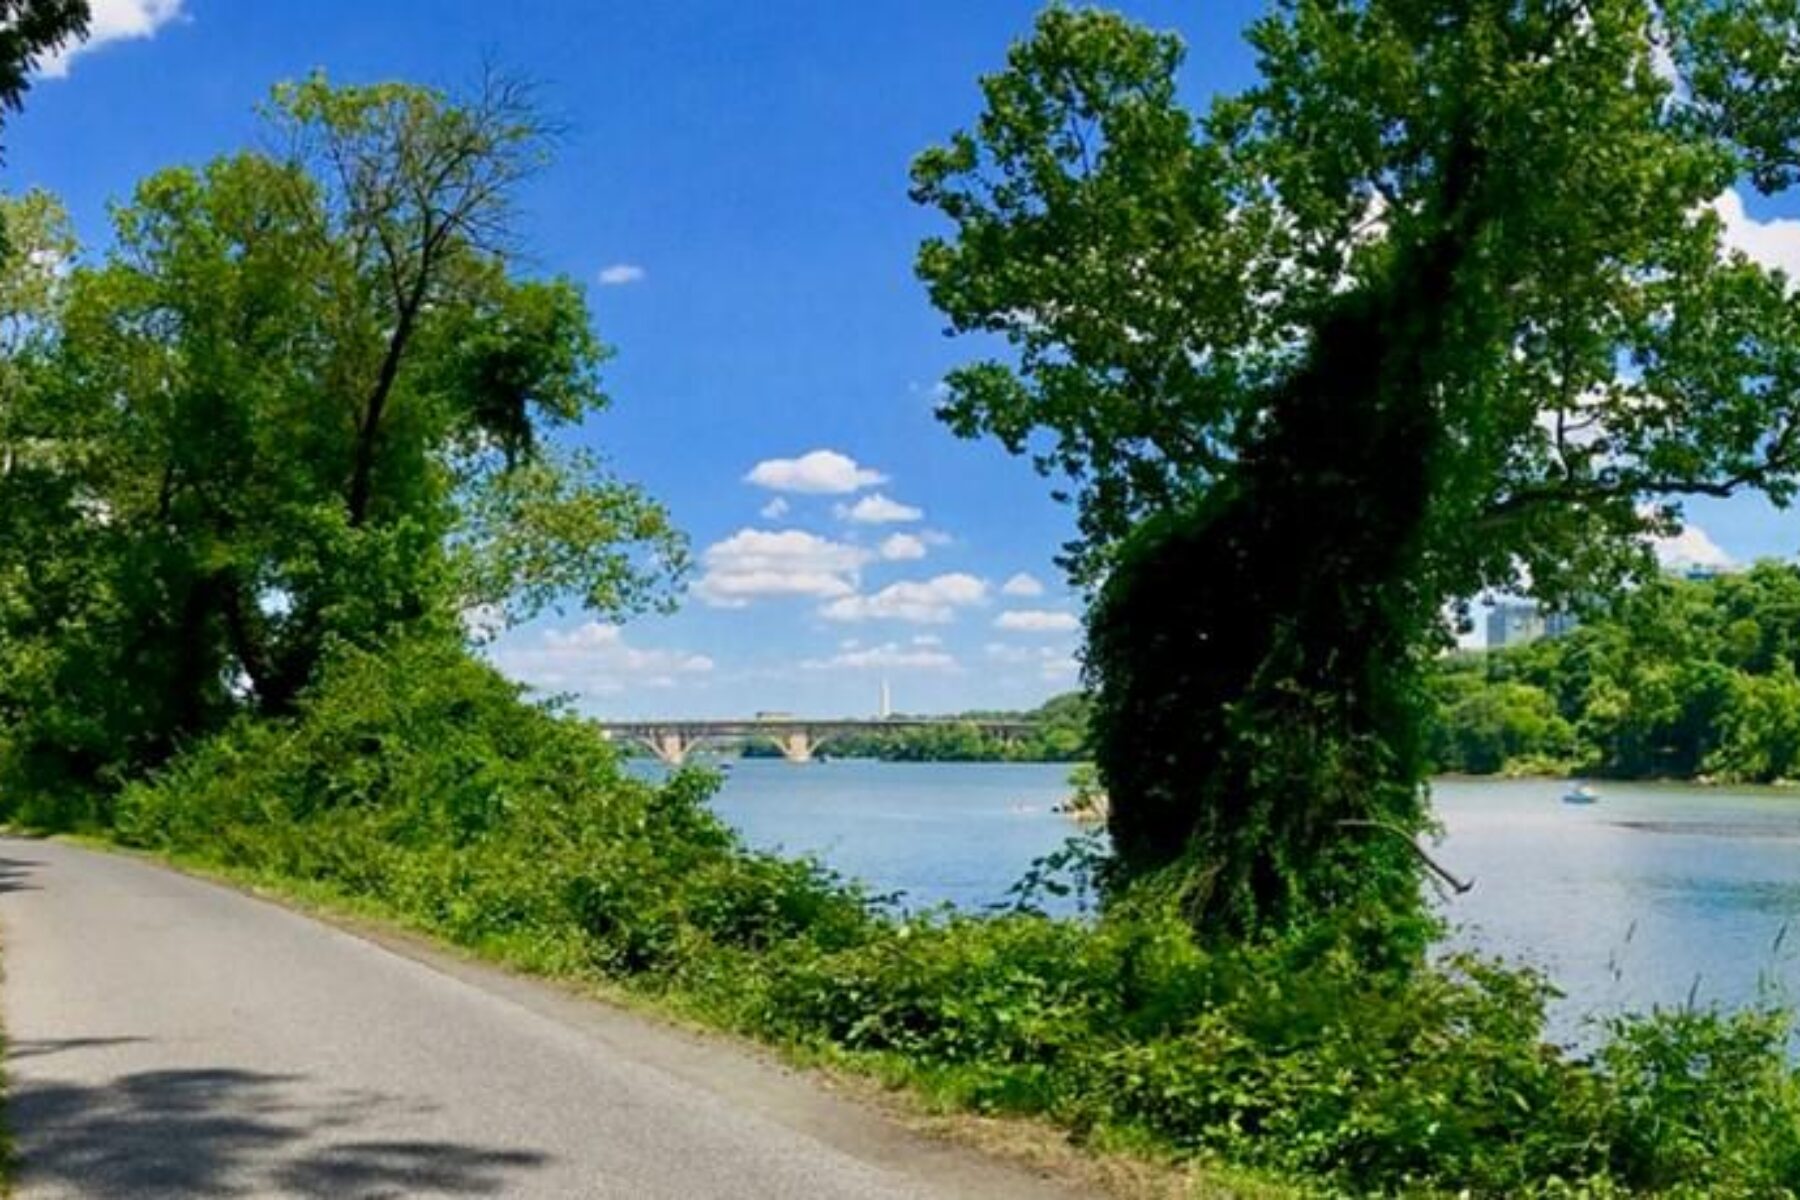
[105,636,1800,1198]
[114,635,874,977]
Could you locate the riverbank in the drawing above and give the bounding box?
[3,640,1793,1196]
[70,645,1800,1197]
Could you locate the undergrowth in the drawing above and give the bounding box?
[51,637,1800,1198]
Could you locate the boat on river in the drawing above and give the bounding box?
[1562,783,1600,805]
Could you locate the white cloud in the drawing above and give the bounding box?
[746,450,885,494]
[836,493,923,524]
[492,623,713,696]
[912,634,943,646]
[1712,190,1800,280]
[803,642,960,672]
[597,263,646,286]
[39,0,183,78]
[694,528,871,607]
[878,532,927,561]
[1000,572,1046,598]
[1652,523,1734,572]
[759,497,790,520]
[995,609,1080,634]
[821,573,988,624]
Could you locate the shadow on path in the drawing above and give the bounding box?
[0,854,42,894]
[8,1060,551,1197]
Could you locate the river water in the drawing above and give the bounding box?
[690,760,1800,1023]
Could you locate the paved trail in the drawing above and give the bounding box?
[0,837,1082,1199]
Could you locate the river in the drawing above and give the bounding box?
[688,759,1800,1025]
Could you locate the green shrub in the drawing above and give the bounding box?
[114,635,874,978]
[103,636,1800,1198]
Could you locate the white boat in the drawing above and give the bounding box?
[1562,783,1600,805]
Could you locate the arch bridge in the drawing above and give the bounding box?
[595,716,1036,766]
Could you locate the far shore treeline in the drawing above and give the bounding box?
[733,692,1093,763]
[1432,562,1800,784]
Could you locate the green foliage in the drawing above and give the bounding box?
[0,1,86,147]
[1087,499,1437,956]
[71,631,1800,1198]
[113,636,872,976]
[716,906,1800,1197]
[0,75,685,808]
[1429,562,1800,782]
[820,692,1092,762]
[913,1,1800,943]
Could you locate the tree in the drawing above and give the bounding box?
[0,75,686,801]
[0,0,86,134]
[0,1,89,251]
[913,4,1800,945]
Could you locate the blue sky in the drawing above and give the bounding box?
[8,1,1800,718]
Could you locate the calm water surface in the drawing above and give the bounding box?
[693,760,1800,1022]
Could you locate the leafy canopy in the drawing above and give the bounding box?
[914,1,1800,941]
[915,1,1800,599]
[0,74,686,800]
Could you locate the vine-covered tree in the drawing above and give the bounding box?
[914,2,1800,948]
[0,75,686,800]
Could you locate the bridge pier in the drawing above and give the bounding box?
[774,731,817,764]
[649,732,691,767]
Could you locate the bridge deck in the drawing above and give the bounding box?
[593,717,1036,765]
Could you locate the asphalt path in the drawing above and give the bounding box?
[0,837,1084,1199]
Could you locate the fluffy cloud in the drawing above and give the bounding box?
[491,623,713,696]
[1000,572,1046,597]
[1652,523,1734,572]
[39,0,183,77]
[597,263,646,286]
[803,642,960,672]
[836,493,923,524]
[746,450,885,494]
[878,532,927,561]
[1712,190,1800,281]
[759,497,790,520]
[995,609,1080,633]
[694,528,870,607]
[821,573,988,624]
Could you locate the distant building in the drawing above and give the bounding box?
[1486,600,1579,650]
[1486,601,1543,649]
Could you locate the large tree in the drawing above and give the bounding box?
[914,3,1800,946]
[0,75,686,798]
